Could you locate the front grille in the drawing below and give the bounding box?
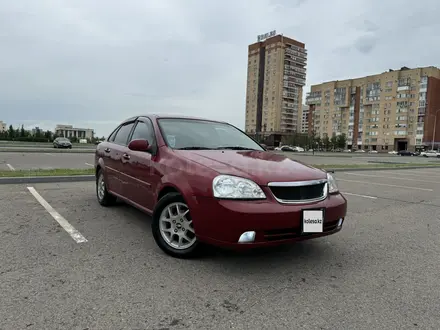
[268,180,327,203]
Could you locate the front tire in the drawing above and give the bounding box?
[96,169,116,206]
[152,192,201,258]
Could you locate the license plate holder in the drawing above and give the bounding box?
[302,208,325,233]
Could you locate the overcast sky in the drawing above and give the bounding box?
[1,0,439,136]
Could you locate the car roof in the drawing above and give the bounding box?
[122,114,227,124]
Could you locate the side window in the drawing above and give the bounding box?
[113,122,135,146]
[130,120,155,143]
[107,126,120,142]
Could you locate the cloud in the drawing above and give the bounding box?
[1,0,440,135]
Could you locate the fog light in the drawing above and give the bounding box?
[337,218,344,227]
[238,231,256,243]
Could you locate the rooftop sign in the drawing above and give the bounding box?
[257,30,276,42]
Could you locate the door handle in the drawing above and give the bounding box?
[104,148,111,153]
[122,153,130,160]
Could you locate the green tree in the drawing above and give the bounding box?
[44,130,52,140]
[8,125,14,139]
[35,128,42,138]
[20,125,26,137]
[337,133,347,149]
[315,136,322,150]
[330,133,338,150]
[322,135,330,151]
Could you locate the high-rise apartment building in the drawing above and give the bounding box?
[245,33,307,142]
[306,66,440,151]
[300,104,309,133]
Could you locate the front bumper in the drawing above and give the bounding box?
[190,193,347,249]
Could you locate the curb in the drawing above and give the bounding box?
[1,166,439,184]
[0,175,95,184]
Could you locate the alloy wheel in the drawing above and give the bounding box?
[159,202,196,250]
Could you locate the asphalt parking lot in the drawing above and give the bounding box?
[1,150,439,171]
[1,168,440,329]
[0,152,94,170]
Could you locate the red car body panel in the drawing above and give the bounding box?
[95,115,347,249]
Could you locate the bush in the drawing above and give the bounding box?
[12,137,50,142]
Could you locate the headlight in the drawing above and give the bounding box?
[212,175,266,199]
[327,172,339,194]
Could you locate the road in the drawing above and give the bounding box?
[1,167,440,329]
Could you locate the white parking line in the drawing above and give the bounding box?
[27,187,88,243]
[343,172,440,184]
[337,179,433,191]
[6,163,15,171]
[342,192,377,199]
[85,163,94,167]
[394,169,440,177]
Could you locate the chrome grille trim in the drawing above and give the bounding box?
[267,179,328,204]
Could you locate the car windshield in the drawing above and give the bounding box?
[158,119,264,151]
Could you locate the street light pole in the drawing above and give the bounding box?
[431,109,440,150]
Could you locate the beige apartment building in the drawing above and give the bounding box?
[245,32,307,145]
[0,121,6,132]
[300,104,309,133]
[306,66,440,151]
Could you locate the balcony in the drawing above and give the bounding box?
[285,48,307,60]
[397,85,410,91]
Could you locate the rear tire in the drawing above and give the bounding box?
[96,169,116,206]
[152,192,202,259]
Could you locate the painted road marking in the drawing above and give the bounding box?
[6,164,15,171]
[337,179,433,191]
[342,172,440,184]
[393,169,440,177]
[85,163,94,167]
[342,192,378,199]
[27,187,88,243]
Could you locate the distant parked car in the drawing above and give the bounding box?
[388,150,398,155]
[368,150,378,154]
[53,137,72,149]
[420,150,440,157]
[354,149,365,153]
[397,150,416,156]
[95,114,347,258]
[279,146,296,152]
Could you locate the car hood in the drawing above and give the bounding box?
[176,150,327,185]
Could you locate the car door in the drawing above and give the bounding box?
[123,118,157,212]
[105,121,136,198]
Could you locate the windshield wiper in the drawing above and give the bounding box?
[176,146,213,150]
[215,146,259,151]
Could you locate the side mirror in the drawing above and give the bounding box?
[128,139,150,152]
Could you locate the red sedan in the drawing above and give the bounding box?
[95,115,347,258]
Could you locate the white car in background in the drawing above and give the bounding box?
[420,150,440,158]
[275,145,305,152]
[388,150,398,155]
